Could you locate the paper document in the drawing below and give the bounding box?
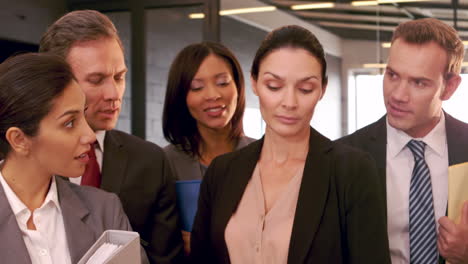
[78,230,141,264]
[86,243,121,264]
[448,162,468,224]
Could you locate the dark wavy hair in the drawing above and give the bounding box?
[162,42,245,157]
[251,25,328,86]
[0,53,75,159]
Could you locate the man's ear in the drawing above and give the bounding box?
[441,74,461,101]
[5,127,31,156]
[251,76,258,96]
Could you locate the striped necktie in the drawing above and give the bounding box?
[407,140,438,264]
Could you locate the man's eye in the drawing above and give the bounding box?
[89,77,103,85]
[115,74,125,81]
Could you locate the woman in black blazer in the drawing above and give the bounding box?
[191,25,391,264]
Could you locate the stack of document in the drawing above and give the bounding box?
[86,243,121,264]
[78,230,141,264]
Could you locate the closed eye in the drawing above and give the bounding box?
[299,88,313,94]
[267,85,281,91]
[217,81,231,87]
[190,86,203,91]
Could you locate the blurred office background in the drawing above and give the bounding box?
[1,0,467,145]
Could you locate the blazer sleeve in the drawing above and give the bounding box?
[108,193,150,264]
[344,153,391,264]
[110,193,132,231]
[145,155,184,264]
[190,157,219,263]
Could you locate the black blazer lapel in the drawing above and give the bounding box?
[216,139,263,263]
[56,177,96,263]
[365,116,387,201]
[287,128,333,263]
[0,182,31,264]
[101,130,128,194]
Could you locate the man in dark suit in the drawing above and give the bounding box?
[338,18,468,264]
[39,10,183,263]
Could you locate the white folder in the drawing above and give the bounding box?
[78,230,141,264]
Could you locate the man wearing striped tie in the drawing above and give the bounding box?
[338,18,468,264]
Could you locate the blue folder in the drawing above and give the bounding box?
[175,180,202,232]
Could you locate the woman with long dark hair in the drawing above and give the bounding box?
[162,42,254,254]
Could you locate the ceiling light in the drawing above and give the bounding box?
[351,0,379,6]
[352,0,436,7]
[291,2,335,10]
[382,42,391,48]
[221,6,276,15]
[189,6,277,19]
[189,13,205,19]
[363,63,387,68]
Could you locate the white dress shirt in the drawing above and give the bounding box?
[70,130,105,185]
[386,114,448,264]
[0,172,72,264]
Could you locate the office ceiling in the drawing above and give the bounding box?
[262,0,468,41]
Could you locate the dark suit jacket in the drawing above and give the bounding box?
[337,112,468,263]
[190,128,391,264]
[337,113,468,211]
[0,176,132,264]
[101,130,183,264]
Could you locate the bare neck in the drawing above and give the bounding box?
[261,126,310,164]
[1,156,51,211]
[197,124,235,165]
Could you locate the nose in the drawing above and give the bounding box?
[390,80,410,103]
[102,79,121,102]
[281,86,298,110]
[203,83,221,101]
[80,120,97,145]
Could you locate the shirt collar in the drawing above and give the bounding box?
[0,169,61,217]
[387,113,447,158]
[95,130,106,152]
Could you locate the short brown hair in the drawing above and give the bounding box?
[39,10,122,58]
[162,42,246,158]
[392,18,465,76]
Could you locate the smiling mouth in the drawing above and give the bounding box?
[204,106,226,112]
